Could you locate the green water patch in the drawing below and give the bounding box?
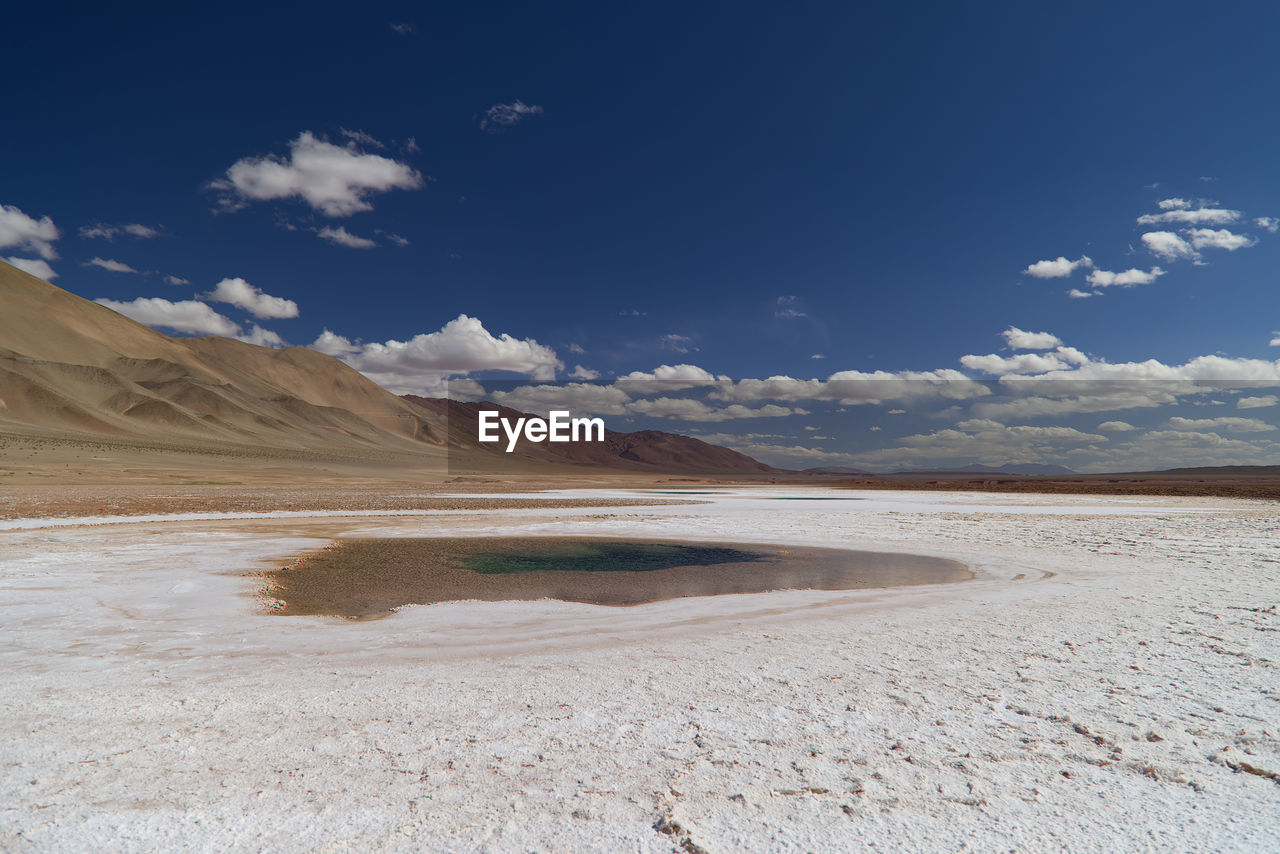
[463,542,762,574]
[257,537,971,619]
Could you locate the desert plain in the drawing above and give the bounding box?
[2,480,1277,852]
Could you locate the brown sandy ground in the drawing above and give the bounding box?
[0,485,696,521]
[833,475,1280,501]
[4,473,1277,523]
[0,428,725,519]
[3,426,1278,522]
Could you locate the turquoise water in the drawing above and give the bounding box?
[462,541,765,574]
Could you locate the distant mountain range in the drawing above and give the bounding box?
[406,397,777,474]
[0,262,778,476]
[807,463,1077,477]
[901,463,1079,476]
[0,264,1261,485]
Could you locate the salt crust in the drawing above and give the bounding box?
[1,488,1277,851]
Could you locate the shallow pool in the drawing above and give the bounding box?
[257,537,971,619]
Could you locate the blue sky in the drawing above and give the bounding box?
[3,2,1279,470]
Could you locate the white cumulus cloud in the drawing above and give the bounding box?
[1237,395,1277,409]
[847,420,1107,471]
[312,314,563,394]
[1166,416,1275,433]
[616,364,722,393]
[4,256,58,280]
[237,324,287,348]
[1002,327,1062,350]
[973,353,1280,420]
[961,349,1087,375]
[1186,228,1256,252]
[710,370,988,406]
[1086,266,1165,288]
[1141,231,1198,261]
[206,277,299,319]
[211,131,424,217]
[94,297,240,336]
[1136,207,1240,226]
[311,329,360,357]
[1022,256,1092,278]
[1255,216,1279,233]
[0,203,59,260]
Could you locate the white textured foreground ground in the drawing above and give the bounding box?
[1,488,1278,852]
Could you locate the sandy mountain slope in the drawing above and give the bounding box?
[0,262,443,455]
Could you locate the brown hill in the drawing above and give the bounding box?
[406,397,779,475]
[0,261,444,456]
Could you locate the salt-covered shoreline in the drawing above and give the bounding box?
[2,488,1277,851]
